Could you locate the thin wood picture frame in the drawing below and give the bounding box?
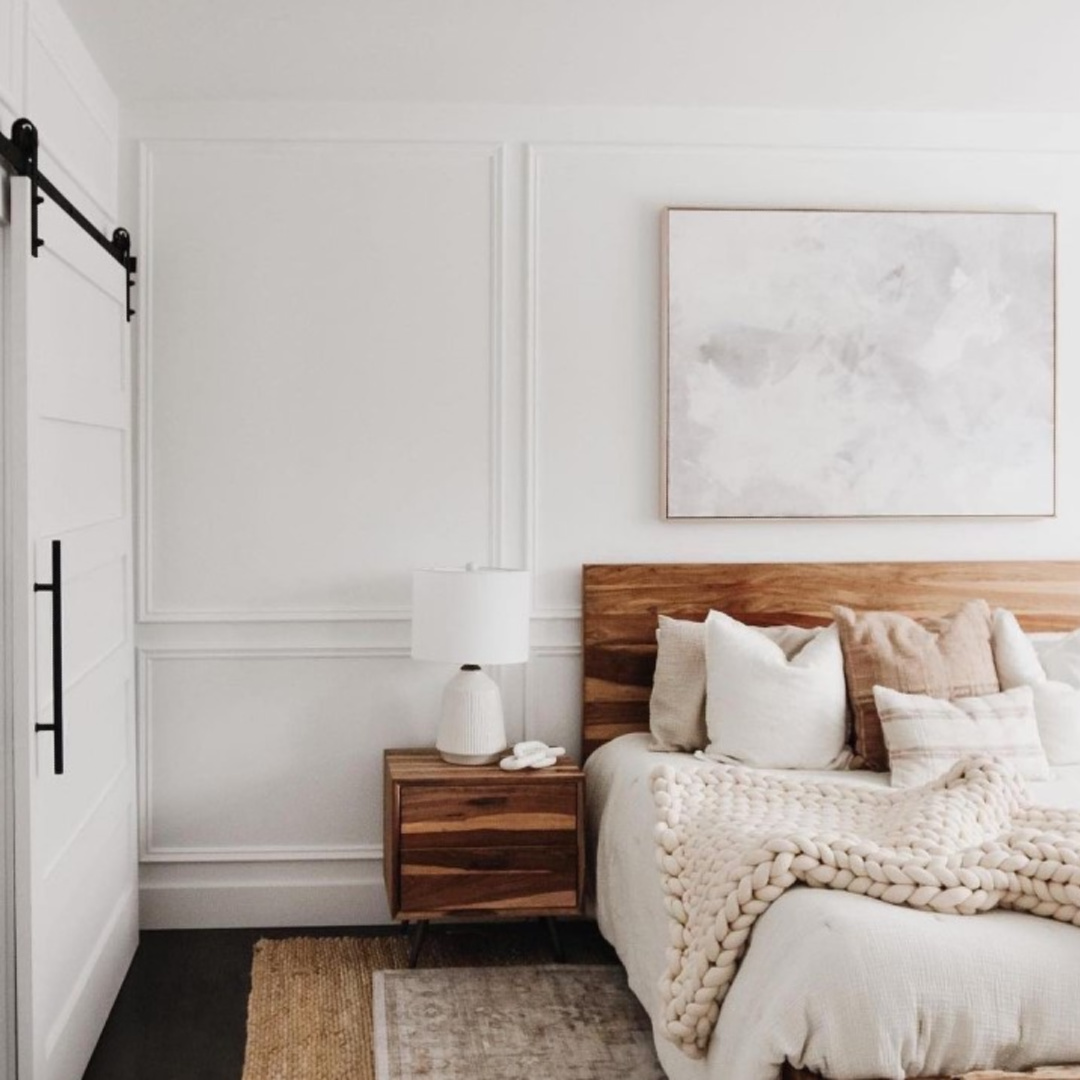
[661,207,1057,521]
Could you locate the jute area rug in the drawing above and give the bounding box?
[241,927,662,1080]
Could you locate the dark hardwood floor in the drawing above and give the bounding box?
[81,921,614,1080]
[81,926,399,1080]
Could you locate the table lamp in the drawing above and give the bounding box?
[411,564,531,765]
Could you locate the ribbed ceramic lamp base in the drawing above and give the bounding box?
[438,748,503,766]
[435,667,507,766]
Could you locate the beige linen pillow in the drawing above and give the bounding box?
[650,616,708,752]
[992,608,1080,765]
[834,600,999,771]
[649,614,821,752]
[873,684,1049,788]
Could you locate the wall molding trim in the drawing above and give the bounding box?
[522,138,1080,615]
[524,143,541,607]
[138,608,414,625]
[137,638,580,872]
[135,139,154,628]
[127,110,1080,929]
[135,137,508,624]
[137,644,409,864]
[487,142,507,565]
[138,644,411,660]
[141,843,383,865]
[139,861,391,929]
[122,101,1080,155]
[531,644,582,657]
[134,617,581,653]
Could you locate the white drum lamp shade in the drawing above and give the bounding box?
[411,566,531,764]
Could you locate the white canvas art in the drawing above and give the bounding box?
[663,208,1056,518]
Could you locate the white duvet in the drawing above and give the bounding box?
[586,734,1080,1080]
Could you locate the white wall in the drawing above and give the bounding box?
[0,0,118,224]
[124,100,1080,928]
[0,0,120,1070]
[53,0,1080,113]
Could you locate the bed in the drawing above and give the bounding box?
[581,561,1080,1080]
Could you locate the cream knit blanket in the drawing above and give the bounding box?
[652,757,1080,1058]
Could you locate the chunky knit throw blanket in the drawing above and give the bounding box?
[652,757,1080,1058]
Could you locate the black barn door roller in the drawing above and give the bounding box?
[0,117,137,321]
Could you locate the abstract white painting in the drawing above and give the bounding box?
[663,208,1056,518]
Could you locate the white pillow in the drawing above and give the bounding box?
[704,610,848,769]
[874,684,1049,788]
[1035,627,1080,685]
[650,615,822,753]
[991,609,1080,765]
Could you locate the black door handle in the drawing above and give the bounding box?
[33,539,64,775]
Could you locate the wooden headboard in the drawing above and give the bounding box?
[581,561,1080,760]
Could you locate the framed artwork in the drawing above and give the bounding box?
[662,208,1056,519]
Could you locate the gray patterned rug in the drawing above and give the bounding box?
[372,964,665,1080]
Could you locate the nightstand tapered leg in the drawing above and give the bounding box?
[544,917,565,963]
[407,920,428,968]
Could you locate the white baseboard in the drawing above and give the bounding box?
[139,859,393,929]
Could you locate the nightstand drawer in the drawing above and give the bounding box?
[400,846,579,915]
[400,782,578,849]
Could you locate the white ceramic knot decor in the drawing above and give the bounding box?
[499,740,566,771]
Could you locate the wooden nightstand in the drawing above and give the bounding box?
[383,748,586,965]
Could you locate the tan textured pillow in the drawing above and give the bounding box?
[833,599,999,771]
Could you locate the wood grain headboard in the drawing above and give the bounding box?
[581,561,1080,760]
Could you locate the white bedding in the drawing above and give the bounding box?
[587,733,1080,1080]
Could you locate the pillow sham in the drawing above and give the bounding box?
[992,608,1080,765]
[704,611,848,769]
[1035,627,1080,686]
[873,683,1049,788]
[650,616,708,752]
[834,600,999,771]
[649,614,821,752]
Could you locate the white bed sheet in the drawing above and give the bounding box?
[586,733,1080,1080]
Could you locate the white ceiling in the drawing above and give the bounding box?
[56,0,1080,111]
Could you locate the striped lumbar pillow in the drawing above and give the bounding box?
[873,684,1049,788]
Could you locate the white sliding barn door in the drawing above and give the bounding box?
[6,177,138,1080]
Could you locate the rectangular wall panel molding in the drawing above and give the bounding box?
[130,109,1080,927]
[527,142,1080,615]
[137,139,508,624]
[137,641,582,927]
[137,646,447,865]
